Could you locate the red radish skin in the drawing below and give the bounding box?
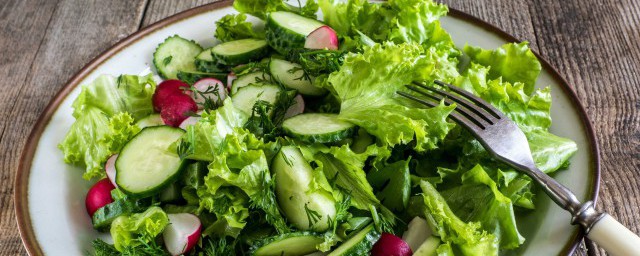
[160,93,198,127]
[227,73,237,90]
[85,178,115,217]
[192,78,226,108]
[371,233,413,256]
[104,154,118,187]
[153,80,190,111]
[305,26,339,50]
[163,213,202,256]
[284,94,305,119]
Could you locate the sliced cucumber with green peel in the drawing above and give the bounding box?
[269,58,325,96]
[136,114,163,128]
[282,113,355,143]
[251,232,323,256]
[328,224,379,256]
[116,126,186,197]
[153,35,203,79]
[195,48,227,73]
[231,83,282,115]
[265,11,325,54]
[177,70,227,85]
[413,236,441,256]
[212,39,270,66]
[231,71,271,94]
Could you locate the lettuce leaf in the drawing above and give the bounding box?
[215,14,265,42]
[110,206,169,251]
[463,42,541,95]
[326,42,457,151]
[419,180,499,255]
[440,165,524,249]
[233,0,318,19]
[72,74,156,120]
[454,63,577,173]
[59,111,140,179]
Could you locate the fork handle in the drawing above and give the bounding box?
[587,213,640,256]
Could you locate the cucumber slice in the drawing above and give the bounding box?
[195,48,227,73]
[136,114,163,128]
[231,72,271,94]
[251,232,323,256]
[282,113,356,143]
[273,146,336,232]
[116,126,186,197]
[269,58,325,96]
[231,83,282,115]
[159,182,182,203]
[265,12,325,55]
[328,224,379,256]
[177,70,227,85]
[413,236,441,256]
[153,35,203,79]
[212,39,270,66]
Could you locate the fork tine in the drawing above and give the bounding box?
[433,80,504,119]
[412,81,497,124]
[406,84,487,129]
[396,91,481,133]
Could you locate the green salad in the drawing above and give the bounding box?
[59,0,578,255]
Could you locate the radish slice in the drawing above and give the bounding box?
[305,26,339,50]
[85,178,115,217]
[153,80,190,112]
[402,217,431,252]
[227,72,237,90]
[179,116,201,130]
[161,93,198,127]
[284,94,305,119]
[192,78,226,108]
[371,233,413,256]
[105,154,118,187]
[163,213,202,256]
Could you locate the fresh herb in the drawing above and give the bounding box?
[304,203,322,227]
[296,50,344,77]
[203,237,237,256]
[92,238,169,256]
[244,90,296,141]
[176,139,194,160]
[162,56,172,66]
[249,172,291,234]
[288,66,312,82]
[189,83,222,111]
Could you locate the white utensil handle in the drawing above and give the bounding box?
[587,214,640,256]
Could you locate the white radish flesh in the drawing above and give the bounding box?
[402,217,432,252]
[192,78,226,108]
[227,72,237,90]
[179,116,201,130]
[105,154,118,187]
[284,94,305,119]
[163,213,202,256]
[305,26,339,50]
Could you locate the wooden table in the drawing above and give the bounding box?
[1,0,638,255]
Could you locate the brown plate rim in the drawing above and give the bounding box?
[14,2,600,255]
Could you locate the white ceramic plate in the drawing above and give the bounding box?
[15,1,599,255]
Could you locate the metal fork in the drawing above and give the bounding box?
[398,80,640,256]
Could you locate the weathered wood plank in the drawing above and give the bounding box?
[528,0,640,255]
[141,0,222,27]
[0,0,148,255]
[0,1,60,254]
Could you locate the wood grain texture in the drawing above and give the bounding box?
[1,0,638,255]
[0,0,147,255]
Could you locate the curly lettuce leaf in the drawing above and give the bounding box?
[233,0,318,19]
[455,63,577,173]
[59,111,140,180]
[110,206,169,252]
[319,0,455,50]
[463,42,541,95]
[326,43,457,151]
[419,180,499,255]
[440,165,525,249]
[182,98,249,161]
[215,13,265,42]
[72,74,156,120]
